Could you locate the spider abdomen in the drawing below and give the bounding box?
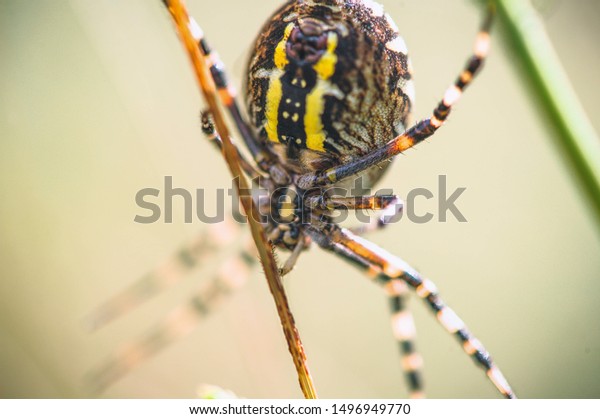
[245,0,414,174]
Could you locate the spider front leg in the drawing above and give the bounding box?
[312,226,516,399]
[332,195,404,236]
[187,15,290,184]
[87,220,240,331]
[298,4,494,189]
[388,281,424,399]
[186,17,269,169]
[306,189,404,236]
[200,111,263,179]
[86,236,257,393]
[278,234,310,276]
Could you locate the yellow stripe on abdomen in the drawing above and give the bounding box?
[313,32,338,80]
[304,32,339,153]
[266,26,339,151]
[265,75,283,143]
[304,80,326,152]
[274,23,294,70]
[265,23,294,144]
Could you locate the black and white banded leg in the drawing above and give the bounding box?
[312,226,516,399]
[318,236,425,398]
[298,4,495,189]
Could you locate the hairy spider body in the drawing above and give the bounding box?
[247,0,412,174]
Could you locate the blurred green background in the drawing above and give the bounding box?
[1,0,599,398]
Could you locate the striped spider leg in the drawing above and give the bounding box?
[310,194,425,397]
[312,193,404,236]
[87,228,258,393]
[87,20,281,390]
[189,12,290,185]
[294,1,515,398]
[297,4,494,189]
[87,219,240,331]
[308,223,516,399]
[87,99,266,390]
[86,10,276,334]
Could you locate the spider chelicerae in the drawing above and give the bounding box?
[88,0,516,398]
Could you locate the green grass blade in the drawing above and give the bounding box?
[495,0,600,232]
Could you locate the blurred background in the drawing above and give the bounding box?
[1,0,599,398]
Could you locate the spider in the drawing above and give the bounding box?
[88,0,516,398]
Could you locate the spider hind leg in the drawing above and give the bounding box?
[297,4,495,189]
[312,225,516,399]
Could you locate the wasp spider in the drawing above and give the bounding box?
[89,0,515,398]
